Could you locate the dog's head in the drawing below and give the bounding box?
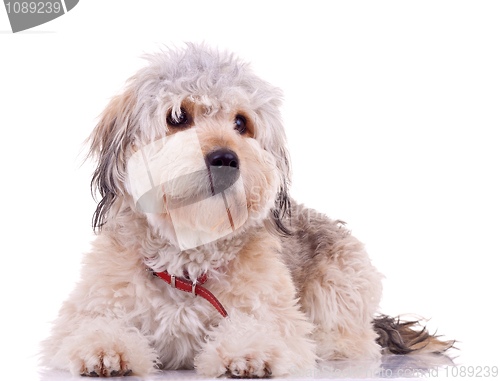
[87,43,291,248]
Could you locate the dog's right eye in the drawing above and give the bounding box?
[167,108,189,127]
[234,115,247,135]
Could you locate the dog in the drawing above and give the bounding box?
[41,43,453,378]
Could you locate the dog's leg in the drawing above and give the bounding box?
[40,236,160,377]
[194,233,317,378]
[298,234,384,360]
[280,204,385,361]
[41,312,158,377]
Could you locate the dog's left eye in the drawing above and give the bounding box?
[234,115,247,134]
[167,108,189,127]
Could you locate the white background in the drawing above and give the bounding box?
[1,1,499,379]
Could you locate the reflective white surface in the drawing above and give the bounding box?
[37,354,461,380]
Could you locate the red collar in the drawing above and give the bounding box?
[148,268,228,318]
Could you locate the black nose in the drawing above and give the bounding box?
[206,149,239,169]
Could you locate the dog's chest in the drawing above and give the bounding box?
[140,276,221,366]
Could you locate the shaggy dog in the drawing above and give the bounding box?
[41,43,452,378]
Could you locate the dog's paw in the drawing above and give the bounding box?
[195,347,275,378]
[54,319,159,377]
[224,353,273,378]
[78,347,132,377]
[68,334,156,378]
[194,311,317,378]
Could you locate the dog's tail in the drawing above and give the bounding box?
[372,315,455,355]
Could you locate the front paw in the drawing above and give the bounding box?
[195,346,276,378]
[55,319,159,377]
[67,333,157,377]
[78,347,132,377]
[194,312,316,378]
[194,320,301,378]
[224,352,273,378]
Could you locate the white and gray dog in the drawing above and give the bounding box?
[41,43,452,378]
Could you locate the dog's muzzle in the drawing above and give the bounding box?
[127,130,248,250]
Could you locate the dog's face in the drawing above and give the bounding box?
[87,44,291,248]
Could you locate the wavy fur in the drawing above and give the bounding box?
[41,43,451,378]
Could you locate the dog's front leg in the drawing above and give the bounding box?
[42,312,158,377]
[194,235,317,378]
[194,310,313,378]
[40,236,160,377]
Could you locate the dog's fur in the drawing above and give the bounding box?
[41,43,453,378]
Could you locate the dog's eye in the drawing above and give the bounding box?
[167,108,189,127]
[234,115,247,134]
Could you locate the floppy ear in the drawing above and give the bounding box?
[272,146,292,235]
[86,87,136,232]
[253,83,293,236]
